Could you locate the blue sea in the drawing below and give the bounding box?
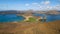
[0,14,25,23]
[33,14,60,22]
[46,14,60,22]
[0,14,60,23]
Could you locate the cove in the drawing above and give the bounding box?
[0,14,25,23]
[33,14,60,22]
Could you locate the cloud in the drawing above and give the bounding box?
[46,6,52,9]
[25,4,30,6]
[56,5,60,8]
[32,3,38,5]
[32,3,40,6]
[24,1,60,10]
[54,5,60,10]
[45,1,50,5]
[41,1,50,5]
[32,3,42,7]
[39,1,54,10]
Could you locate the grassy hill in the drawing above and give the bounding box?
[0,21,60,34]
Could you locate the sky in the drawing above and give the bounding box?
[0,0,60,10]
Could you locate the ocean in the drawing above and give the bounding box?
[0,14,25,23]
[33,14,60,22]
[0,14,60,23]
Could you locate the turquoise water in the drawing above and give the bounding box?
[33,14,60,22]
[0,14,60,23]
[0,14,25,23]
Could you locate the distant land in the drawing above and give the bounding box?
[0,10,60,15]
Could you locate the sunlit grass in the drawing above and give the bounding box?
[26,17,37,22]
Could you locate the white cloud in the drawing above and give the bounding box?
[25,4,30,6]
[41,1,50,5]
[54,5,60,10]
[32,3,40,6]
[47,6,53,9]
[45,1,50,5]
[24,1,60,10]
[31,3,41,8]
[56,5,60,8]
[32,3,38,5]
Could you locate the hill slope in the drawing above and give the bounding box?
[0,21,60,34]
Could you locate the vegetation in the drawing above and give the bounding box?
[39,19,46,22]
[17,20,25,22]
[0,21,60,34]
[26,17,37,22]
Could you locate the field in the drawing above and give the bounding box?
[0,21,60,34]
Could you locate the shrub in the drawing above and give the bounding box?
[28,17,37,22]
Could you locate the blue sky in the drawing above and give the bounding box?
[0,0,60,10]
